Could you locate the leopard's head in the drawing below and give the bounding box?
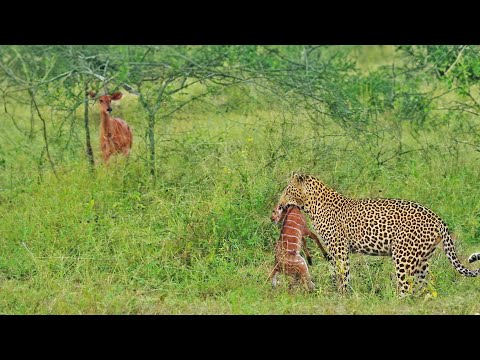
[276,173,307,211]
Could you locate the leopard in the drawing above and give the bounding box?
[275,173,480,296]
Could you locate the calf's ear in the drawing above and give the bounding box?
[111,92,123,101]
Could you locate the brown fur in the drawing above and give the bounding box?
[90,91,133,163]
[269,205,331,292]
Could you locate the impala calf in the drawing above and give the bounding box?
[89,91,133,163]
[269,205,331,292]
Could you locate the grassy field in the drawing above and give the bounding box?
[1,47,480,314]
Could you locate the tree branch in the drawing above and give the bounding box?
[444,45,468,76]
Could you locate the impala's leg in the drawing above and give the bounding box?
[102,151,110,165]
[121,147,131,170]
[302,237,313,265]
[269,260,281,288]
[306,229,332,263]
[297,256,315,292]
[287,260,303,290]
[271,271,280,288]
[122,146,131,157]
[302,263,315,291]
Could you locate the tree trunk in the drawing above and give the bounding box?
[148,111,156,178]
[29,89,58,179]
[84,82,95,170]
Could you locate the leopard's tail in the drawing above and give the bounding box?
[468,253,480,264]
[443,233,480,277]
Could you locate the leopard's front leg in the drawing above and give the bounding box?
[329,236,351,295]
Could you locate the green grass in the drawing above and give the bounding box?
[2,52,480,314]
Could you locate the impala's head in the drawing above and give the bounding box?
[271,204,287,225]
[276,173,307,212]
[89,91,123,114]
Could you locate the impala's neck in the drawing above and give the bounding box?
[100,110,113,135]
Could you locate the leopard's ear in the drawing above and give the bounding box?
[291,172,305,186]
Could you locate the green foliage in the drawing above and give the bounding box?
[399,45,480,84]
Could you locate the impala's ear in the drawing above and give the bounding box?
[111,92,123,101]
[88,91,97,99]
